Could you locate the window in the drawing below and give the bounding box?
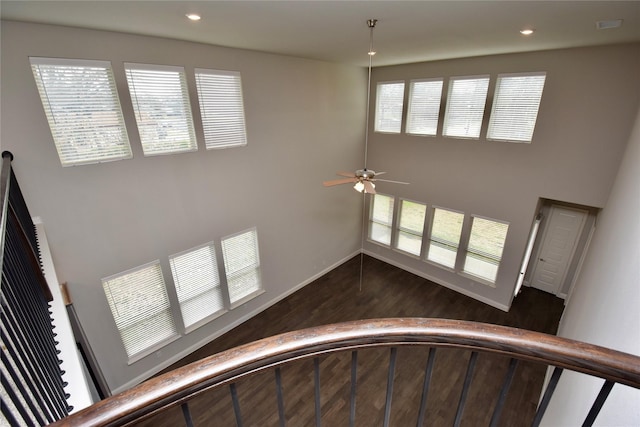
[487,72,546,142]
[463,216,509,283]
[375,81,405,133]
[221,228,262,306]
[427,208,465,269]
[30,57,131,166]
[369,194,395,246]
[195,69,248,149]
[125,63,197,155]
[169,243,225,333]
[406,79,443,136]
[102,261,178,362]
[443,76,490,139]
[395,199,427,256]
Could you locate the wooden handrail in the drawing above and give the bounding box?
[50,318,640,427]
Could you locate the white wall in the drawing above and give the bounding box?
[0,21,365,392]
[540,107,640,425]
[363,44,640,310]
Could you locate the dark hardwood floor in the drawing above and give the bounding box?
[137,255,565,427]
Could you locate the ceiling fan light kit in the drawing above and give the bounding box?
[322,19,408,195]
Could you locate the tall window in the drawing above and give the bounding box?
[427,208,465,269]
[195,69,248,149]
[487,72,546,143]
[443,76,490,139]
[395,199,427,256]
[30,57,131,166]
[406,79,443,136]
[102,261,178,362]
[221,228,262,307]
[125,63,197,156]
[375,81,405,133]
[463,216,509,283]
[169,243,225,333]
[369,194,395,246]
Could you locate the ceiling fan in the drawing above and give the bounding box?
[323,19,409,195]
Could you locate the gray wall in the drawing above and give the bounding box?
[541,107,640,425]
[0,21,365,392]
[363,44,640,310]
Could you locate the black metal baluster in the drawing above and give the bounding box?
[181,402,194,427]
[582,381,615,427]
[349,350,358,427]
[489,358,519,427]
[531,367,563,427]
[275,367,286,427]
[415,347,436,427]
[1,372,36,427]
[1,348,47,425]
[229,383,243,427]
[453,351,478,427]
[314,357,321,427]
[383,347,398,427]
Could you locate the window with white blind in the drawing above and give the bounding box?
[443,76,490,139]
[125,63,197,156]
[102,261,178,363]
[395,199,427,256]
[169,242,225,333]
[487,72,546,143]
[463,216,509,284]
[195,69,247,149]
[369,194,395,246]
[30,57,132,166]
[375,81,405,133]
[426,207,465,269]
[221,228,262,307]
[406,79,443,136]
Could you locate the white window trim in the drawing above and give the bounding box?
[406,78,444,137]
[460,214,510,287]
[393,198,427,258]
[442,74,490,140]
[221,227,264,309]
[424,205,466,271]
[374,80,406,134]
[367,193,396,248]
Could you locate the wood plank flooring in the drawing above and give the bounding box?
[136,255,565,427]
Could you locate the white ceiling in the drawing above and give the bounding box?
[2,1,639,67]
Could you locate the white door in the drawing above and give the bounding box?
[530,205,587,295]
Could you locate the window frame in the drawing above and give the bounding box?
[221,227,264,309]
[393,198,427,257]
[406,78,444,137]
[30,57,132,167]
[102,260,179,364]
[374,81,406,134]
[425,206,466,270]
[368,193,396,247]
[461,215,510,286]
[124,62,198,156]
[442,75,490,140]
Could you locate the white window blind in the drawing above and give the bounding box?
[375,82,405,133]
[369,194,395,246]
[443,76,490,139]
[169,243,225,333]
[102,261,178,362]
[30,57,132,166]
[427,208,464,269]
[463,216,509,283]
[195,69,248,149]
[395,199,426,256]
[406,79,443,136]
[487,72,546,143]
[125,63,197,156]
[221,228,262,306]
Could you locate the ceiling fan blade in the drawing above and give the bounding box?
[363,180,376,194]
[336,171,356,178]
[323,177,357,187]
[373,178,410,185]
[373,171,387,176]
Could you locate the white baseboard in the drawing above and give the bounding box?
[112,250,360,394]
[362,250,510,312]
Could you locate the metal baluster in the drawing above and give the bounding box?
[453,351,478,427]
[314,357,321,427]
[383,347,398,427]
[275,367,286,427]
[229,383,243,427]
[349,351,358,427]
[582,381,615,427]
[181,402,194,427]
[1,373,36,427]
[531,367,563,427]
[415,347,437,427]
[1,348,47,425]
[489,358,519,427]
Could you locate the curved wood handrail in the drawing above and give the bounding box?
[51,318,640,427]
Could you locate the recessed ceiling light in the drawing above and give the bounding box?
[596,19,623,30]
[520,28,535,36]
[186,13,201,21]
